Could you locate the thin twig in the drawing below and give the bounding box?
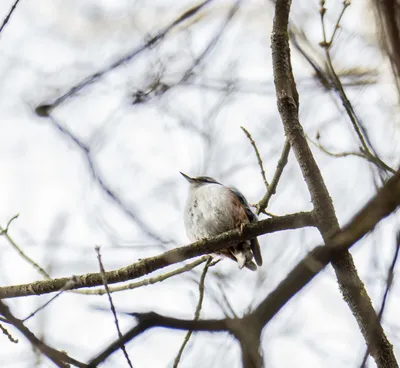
[272,0,397,365]
[95,246,133,368]
[359,231,400,367]
[241,126,269,189]
[35,0,215,114]
[0,300,87,368]
[319,1,395,175]
[23,278,77,322]
[173,257,212,367]
[46,116,170,244]
[0,0,21,36]
[82,256,209,295]
[89,168,400,366]
[257,139,290,214]
[0,214,203,297]
[0,212,316,299]
[0,214,51,279]
[0,323,18,343]
[307,134,365,159]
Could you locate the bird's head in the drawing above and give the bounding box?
[180,172,220,188]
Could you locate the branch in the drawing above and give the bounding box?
[35,0,215,115]
[82,255,209,295]
[0,212,316,299]
[88,312,230,367]
[0,300,87,368]
[0,214,51,279]
[271,0,397,366]
[95,246,133,368]
[89,168,400,366]
[0,0,21,36]
[257,138,290,214]
[45,116,170,245]
[241,126,269,189]
[253,168,400,327]
[319,1,395,175]
[173,257,212,367]
[360,231,400,367]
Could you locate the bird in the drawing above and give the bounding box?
[180,172,263,271]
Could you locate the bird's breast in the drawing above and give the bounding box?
[184,184,238,240]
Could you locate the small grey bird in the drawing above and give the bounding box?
[181,172,263,271]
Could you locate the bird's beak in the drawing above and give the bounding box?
[180,172,195,183]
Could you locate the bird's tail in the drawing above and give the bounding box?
[230,242,257,271]
[250,238,263,267]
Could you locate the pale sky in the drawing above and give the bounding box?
[0,1,399,367]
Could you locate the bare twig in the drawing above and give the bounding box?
[0,300,87,368]
[1,218,205,297]
[0,212,316,299]
[360,232,400,367]
[88,311,229,367]
[89,168,400,366]
[257,139,290,214]
[308,133,365,159]
[0,0,21,36]
[372,0,400,100]
[319,1,395,175]
[271,0,397,366]
[23,278,77,322]
[173,257,212,367]
[83,256,209,295]
[241,126,269,189]
[96,246,133,368]
[131,0,241,105]
[0,214,51,279]
[46,116,170,244]
[35,0,215,114]
[0,323,18,343]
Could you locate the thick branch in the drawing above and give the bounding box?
[271,0,397,366]
[0,212,315,299]
[88,312,230,367]
[253,168,400,326]
[89,169,400,366]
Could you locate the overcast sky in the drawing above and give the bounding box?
[0,1,399,367]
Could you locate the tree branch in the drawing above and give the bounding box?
[35,0,215,115]
[257,138,290,214]
[270,0,398,366]
[0,212,316,299]
[0,0,21,36]
[89,168,400,366]
[0,300,87,368]
[241,126,269,189]
[173,257,212,367]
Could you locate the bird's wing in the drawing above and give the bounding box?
[229,186,263,267]
[229,186,257,222]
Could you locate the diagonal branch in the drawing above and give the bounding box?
[173,257,212,367]
[88,312,230,367]
[257,138,290,214]
[0,0,21,36]
[0,300,87,368]
[0,212,316,299]
[96,246,133,368]
[89,168,400,366]
[360,232,400,367]
[46,116,170,245]
[35,0,215,115]
[270,0,397,366]
[241,126,269,189]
